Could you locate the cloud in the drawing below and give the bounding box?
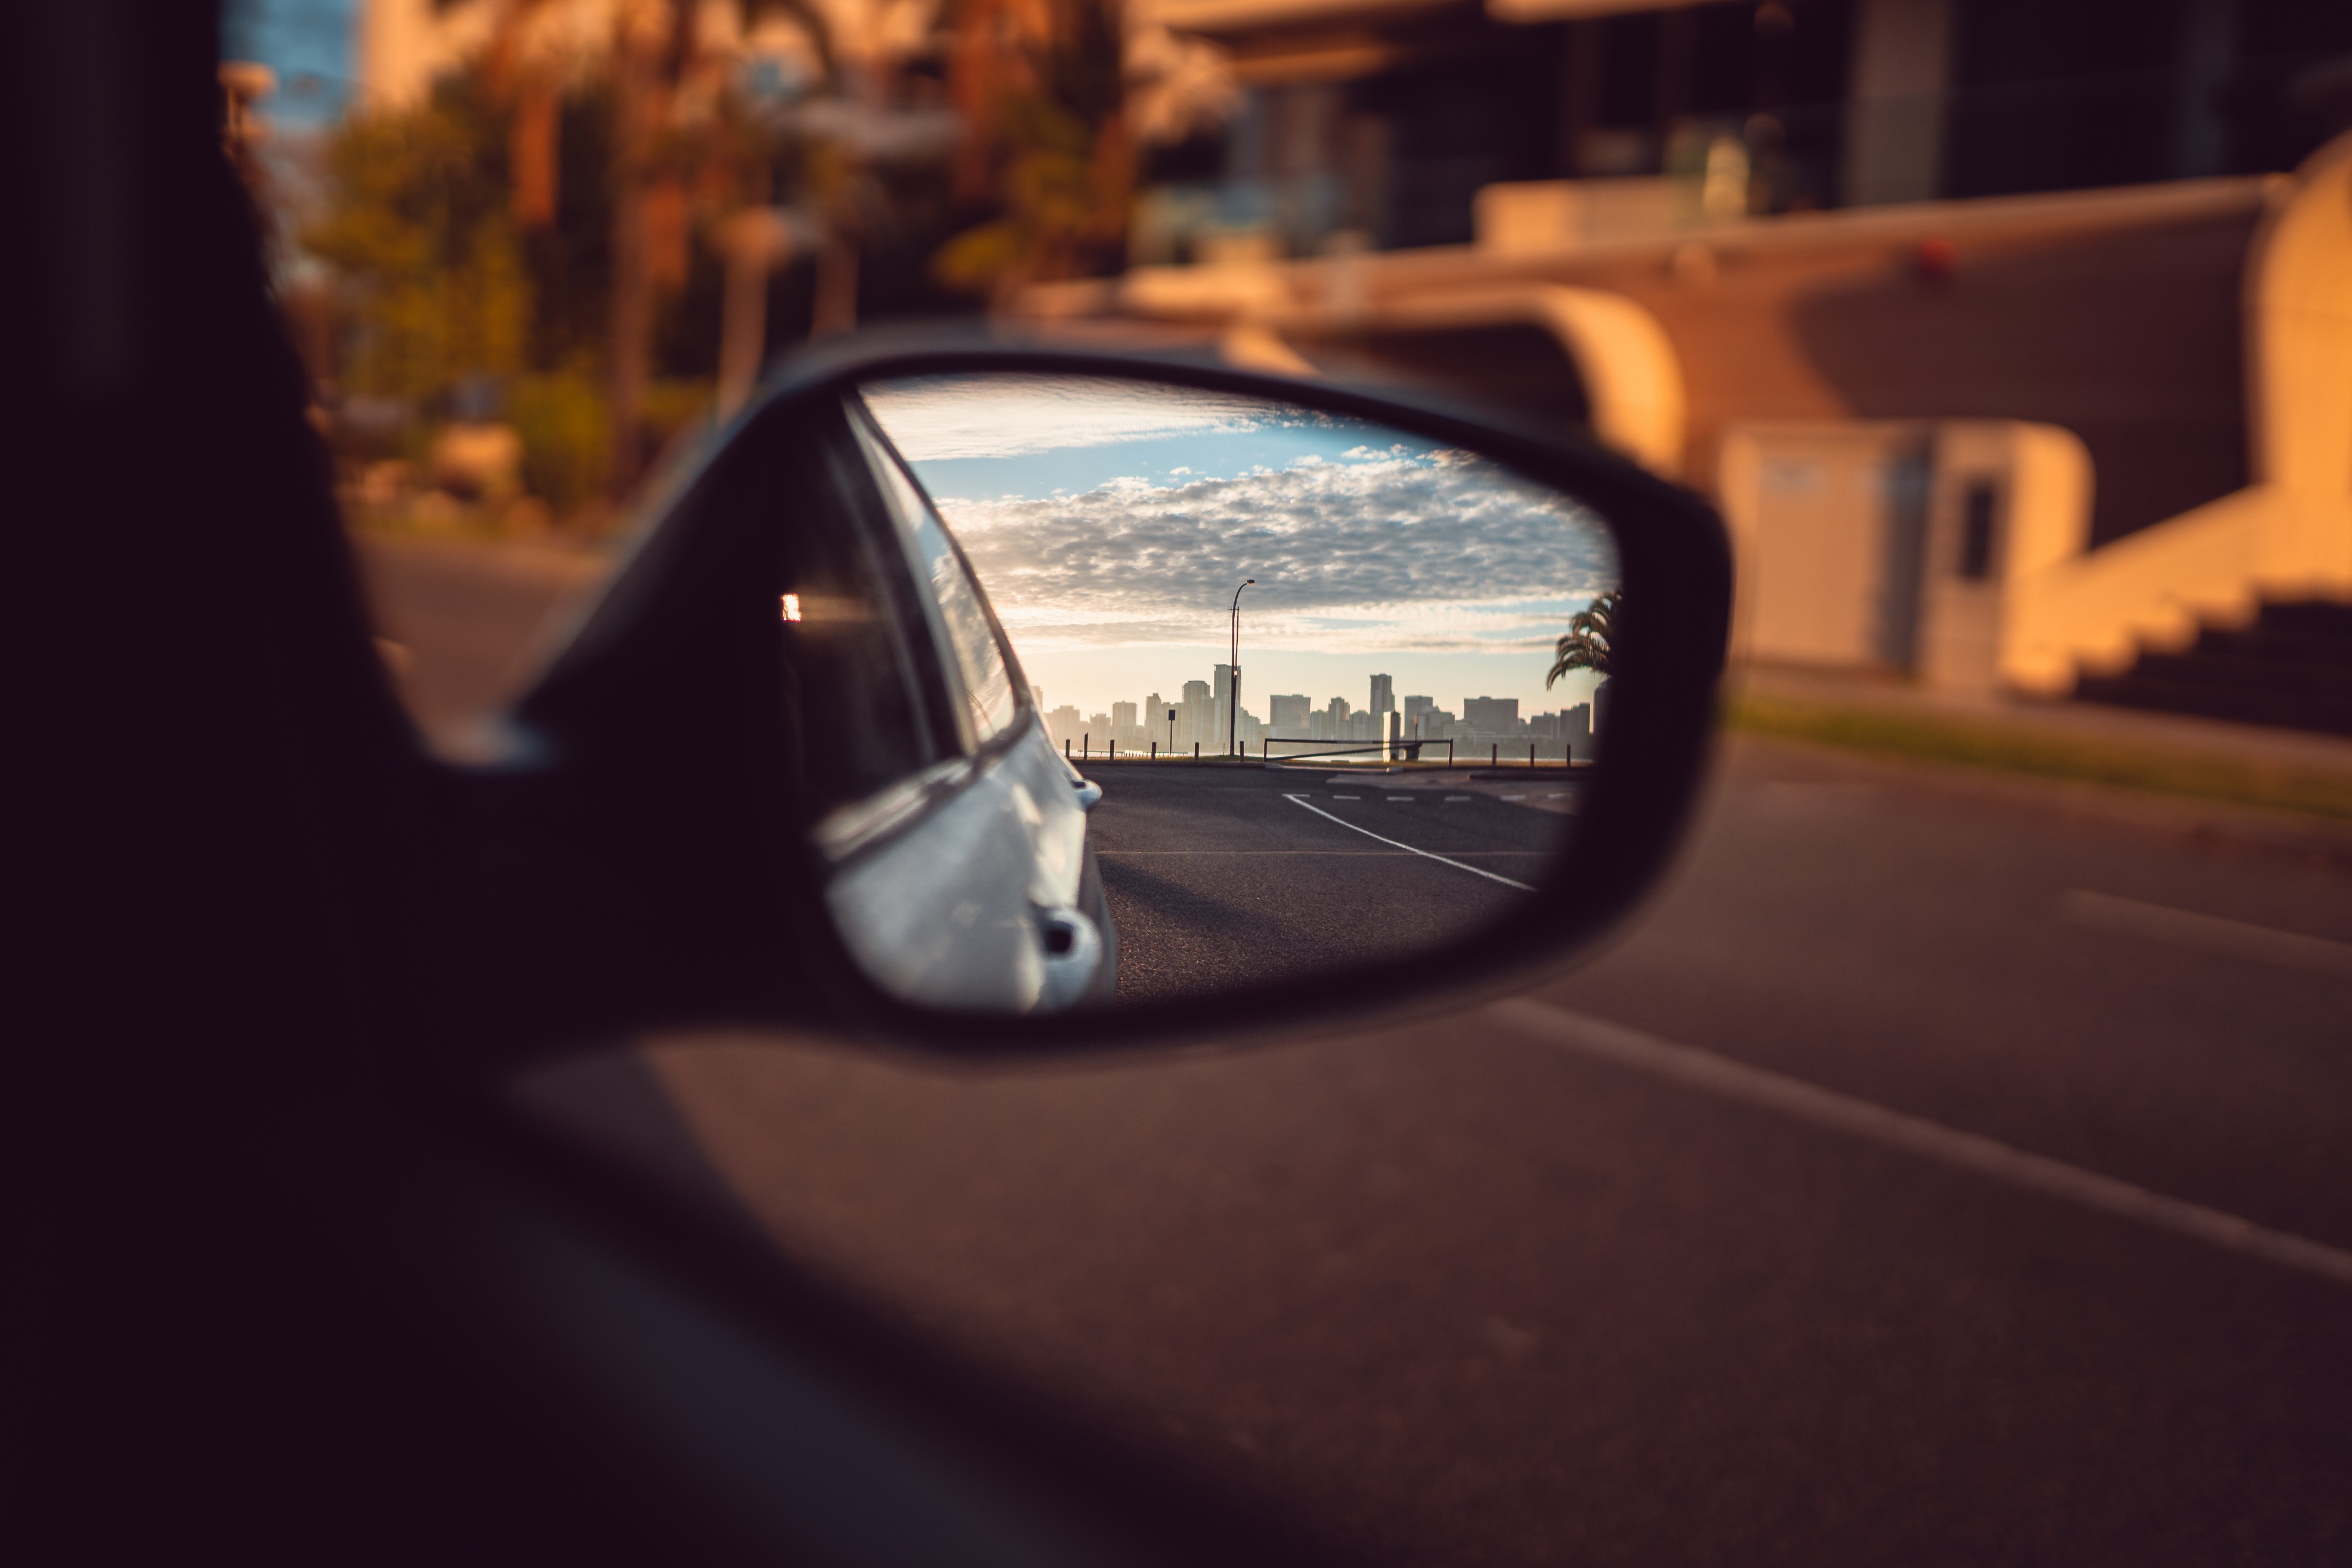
[861,375,1278,461]
[932,448,1619,655]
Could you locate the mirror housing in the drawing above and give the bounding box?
[489,331,1732,1055]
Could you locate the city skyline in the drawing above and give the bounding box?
[1033,659,1600,760]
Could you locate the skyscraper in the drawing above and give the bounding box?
[1368,673,1394,722]
[1321,695,1351,742]
[1213,663,1235,754]
[1182,679,1212,751]
[1269,693,1311,733]
[1463,696,1521,736]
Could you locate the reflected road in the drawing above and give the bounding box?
[1086,767,1573,1001]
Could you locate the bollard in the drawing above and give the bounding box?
[1193,742,1199,760]
[1490,744,1498,767]
[1064,738,1070,758]
[1150,742,1156,759]
[1110,739,1116,760]
[1083,734,1088,760]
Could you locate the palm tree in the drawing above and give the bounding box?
[1547,589,1620,687]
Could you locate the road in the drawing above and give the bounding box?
[1085,767,1574,1002]
[366,535,2352,1567]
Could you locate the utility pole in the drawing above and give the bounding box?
[1228,579,1254,756]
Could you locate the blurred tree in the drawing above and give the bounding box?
[304,74,530,405]
[1548,589,1621,685]
[933,0,1232,304]
[935,0,1130,304]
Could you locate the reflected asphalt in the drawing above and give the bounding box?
[1085,766,1574,1003]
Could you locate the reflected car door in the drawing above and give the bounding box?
[815,399,1113,1012]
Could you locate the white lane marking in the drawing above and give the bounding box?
[1488,998,2352,1288]
[2061,890,2352,981]
[1444,794,1473,802]
[1282,794,1536,892]
[1501,794,1526,801]
[1332,794,1361,800]
[1386,796,1414,802]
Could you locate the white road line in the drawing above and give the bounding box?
[2060,889,2352,981]
[1444,794,1473,802]
[1386,796,1414,802]
[1332,794,1362,800]
[1487,998,2352,1288]
[1282,794,1537,892]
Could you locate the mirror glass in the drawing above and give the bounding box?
[809,372,1621,1014]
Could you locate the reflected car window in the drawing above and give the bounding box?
[851,402,1022,749]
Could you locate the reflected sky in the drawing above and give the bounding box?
[861,375,1618,720]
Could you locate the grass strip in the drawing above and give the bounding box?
[1725,690,2352,824]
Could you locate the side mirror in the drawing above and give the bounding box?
[505,336,1730,1051]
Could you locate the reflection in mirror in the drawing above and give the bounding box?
[814,372,1621,1014]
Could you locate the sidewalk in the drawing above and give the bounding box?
[1725,663,2352,829]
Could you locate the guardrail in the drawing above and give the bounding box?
[1257,737,1453,764]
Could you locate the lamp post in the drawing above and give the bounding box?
[1228,579,1254,757]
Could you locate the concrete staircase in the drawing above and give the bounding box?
[2075,601,2352,737]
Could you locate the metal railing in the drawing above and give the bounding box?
[1257,736,1453,764]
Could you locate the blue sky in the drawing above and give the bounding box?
[862,375,1619,722]
[223,0,354,127]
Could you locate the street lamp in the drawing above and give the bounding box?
[1229,579,1254,757]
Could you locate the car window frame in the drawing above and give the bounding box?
[844,393,1035,756]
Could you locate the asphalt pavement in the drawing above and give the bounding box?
[1085,767,1574,1003]
[366,533,2352,1567]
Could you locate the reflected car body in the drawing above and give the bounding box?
[820,741,1114,1012]
[815,396,1117,1011]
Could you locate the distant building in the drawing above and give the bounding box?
[1270,693,1312,733]
[1529,702,1593,759]
[1046,704,1084,750]
[1462,695,1521,734]
[1368,674,1394,722]
[1182,679,1213,751]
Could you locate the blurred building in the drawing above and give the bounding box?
[1118,0,2340,264]
[1034,1,2352,735]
